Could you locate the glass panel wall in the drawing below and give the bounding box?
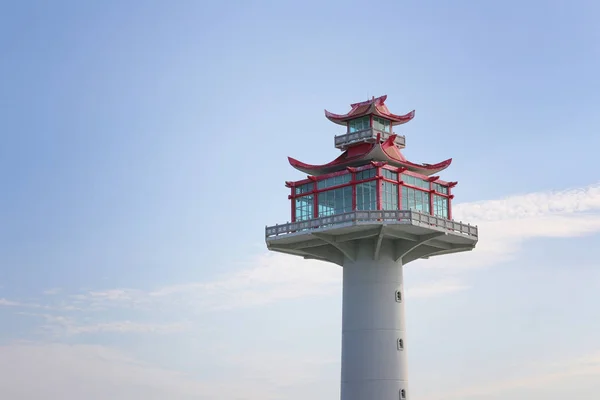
[356,181,377,210]
[433,182,448,194]
[292,170,451,221]
[401,174,429,190]
[433,195,448,218]
[401,186,430,213]
[295,195,314,221]
[373,116,391,133]
[382,182,398,210]
[295,182,313,195]
[382,169,398,181]
[348,116,370,133]
[318,187,353,217]
[317,173,351,190]
[355,168,376,181]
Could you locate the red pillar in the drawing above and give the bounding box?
[290,187,296,222]
[376,168,382,210]
[352,173,357,211]
[448,187,453,220]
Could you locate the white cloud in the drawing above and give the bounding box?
[0,298,21,307]
[453,183,600,222]
[0,342,272,400]
[423,350,600,400]
[0,342,336,400]
[18,312,187,337]
[420,183,600,270]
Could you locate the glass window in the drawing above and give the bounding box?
[401,186,430,213]
[317,173,351,190]
[355,168,376,181]
[295,182,313,195]
[317,187,353,217]
[373,116,391,133]
[433,194,449,218]
[356,181,377,210]
[382,169,398,181]
[382,182,398,210]
[433,183,448,194]
[295,195,313,221]
[401,174,429,190]
[348,116,370,133]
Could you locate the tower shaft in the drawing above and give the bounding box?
[341,240,407,400]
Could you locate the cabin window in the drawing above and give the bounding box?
[373,116,391,133]
[382,182,399,211]
[295,183,313,195]
[294,195,314,221]
[400,389,406,399]
[401,174,430,190]
[433,183,448,194]
[317,187,353,217]
[381,169,398,181]
[397,338,404,350]
[348,116,370,133]
[317,173,351,190]
[355,167,376,181]
[401,186,430,214]
[433,195,449,219]
[356,181,377,211]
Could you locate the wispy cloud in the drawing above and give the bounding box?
[0,343,250,400]
[423,350,600,400]
[421,183,600,270]
[19,312,187,337]
[0,342,333,400]
[454,183,600,222]
[0,298,22,307]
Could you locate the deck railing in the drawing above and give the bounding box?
[265,210,478,238]
[334,128,406,150]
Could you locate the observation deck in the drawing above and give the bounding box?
[266,210,478,266]
[334,128,406,150]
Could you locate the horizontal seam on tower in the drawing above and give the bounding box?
[342,380,408,382]
[342,328,405,332]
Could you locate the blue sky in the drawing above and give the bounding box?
[1,1,600,399]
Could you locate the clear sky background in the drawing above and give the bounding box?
[1,1,600,399]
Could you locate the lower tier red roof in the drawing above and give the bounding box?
[288,135,451,176]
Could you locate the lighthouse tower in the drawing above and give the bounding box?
[265,95,478,400]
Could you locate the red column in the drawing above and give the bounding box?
[352,173,357,211]
[376,168,382,210]
[397,170,402,211]
[313,181,318,218]
[290,187,296,222]
[448,187,453,220]
[429,186,435,216]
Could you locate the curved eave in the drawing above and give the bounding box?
[324,108,415,126]
[288,142,452,176]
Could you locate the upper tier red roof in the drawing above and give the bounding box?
[325,95,415,126]
[288,134,451,176]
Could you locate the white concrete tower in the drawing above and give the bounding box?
[265,95,478,400]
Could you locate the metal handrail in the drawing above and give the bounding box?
[265,210,478,238]
[334,128,406,149]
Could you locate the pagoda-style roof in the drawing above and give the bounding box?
[288,134,451,176]
[325,95,415,126]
